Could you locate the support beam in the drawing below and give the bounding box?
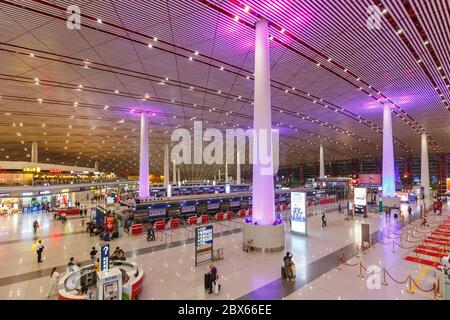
[94,160,98,172]
[172,160,176,184]
[251,18,276,226]
[236,150,241,185]
[382,105,395,197]
[243,18,284,252]
[139,112,149,198]
[421,133,430,196]
[319,144,324,178]
[31,141,38,163]
[225,161,228,183]
[164,143,169,189]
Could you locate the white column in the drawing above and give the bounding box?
[421,133,430,196]
[225,161,228,183]
[218,169,221,182]
[382,105,395,197]
[319,144,324,178]
[139,112,150,198]
[31,141,38,163]
[94,161,98,172]
[177,168,181,184]
[236,150,241,185]
[163,143,169,189]
[252,18,275,226]
[172,160,176,184]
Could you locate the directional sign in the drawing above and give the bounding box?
[100,244,110,271]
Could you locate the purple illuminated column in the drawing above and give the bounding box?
[319,144,324,178]
[382,105,395,197]
[163,143,169,189]
[139,112,150,198]
[252,18,275,226]
[236,151,241,185]
[421,133,430,196]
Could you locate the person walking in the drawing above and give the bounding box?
[61,212,67,224]
[89,247,98,264]
[33,220,39,235]
[321,212,327,228]
[207,264,218,294]
[407,205,412,217]
[47,267,60,298]
[338,202,342,214]
[36,240,44,263]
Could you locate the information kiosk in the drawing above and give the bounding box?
[96,268,122,300]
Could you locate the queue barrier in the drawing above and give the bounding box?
[225,211,233,220]
[336,208,447,299]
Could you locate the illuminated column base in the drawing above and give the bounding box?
[243,223,285,252]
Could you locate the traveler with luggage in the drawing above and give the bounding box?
[206,264,218,294]
[147,226,156,241]
[282,252,295,281]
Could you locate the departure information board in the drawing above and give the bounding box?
[195,225,213,266]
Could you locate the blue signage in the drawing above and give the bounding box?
[100,244,110,271]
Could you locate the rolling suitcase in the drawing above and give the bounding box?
[281,266,286,278]
[204,273,211,290]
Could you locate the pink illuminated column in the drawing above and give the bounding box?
[252,18,275,226]
[163,143,169,189]
[139,112,150,198]
[421,133,430,196]
[382,105,395,197]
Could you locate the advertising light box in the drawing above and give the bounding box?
[358,174,381,186]
[354,187,367,206]
[291,192,307,236]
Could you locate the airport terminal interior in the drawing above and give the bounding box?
[0,0,450,302]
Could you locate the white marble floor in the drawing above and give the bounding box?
[0,199,443,300]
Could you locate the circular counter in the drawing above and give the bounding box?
[58,261,144,300]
